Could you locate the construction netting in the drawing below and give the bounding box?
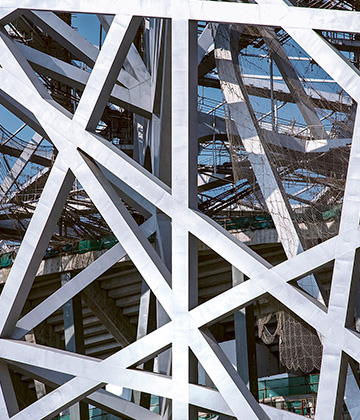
[207,22,352,373]
[258,307,322,373]
[209,22,351,247]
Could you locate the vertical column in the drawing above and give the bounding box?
[316,339,347,419]
[269,55,276,133]
[232,268,258,400]
[145,20,173,416]
[133,279,156,408]
[156,212,172,418]
[171,17,198,420]
[232,268,249,385]
[153,22,172,409]
[62,272,89,420]
[315,109,360,419]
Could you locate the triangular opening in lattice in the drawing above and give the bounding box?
[288,258,334,307]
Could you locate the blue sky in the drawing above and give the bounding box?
[72,13,105,47]
[0,15,349,142]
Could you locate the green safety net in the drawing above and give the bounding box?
[0,252,12,268]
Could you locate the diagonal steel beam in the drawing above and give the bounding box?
[0,157,74,338]
[12,217,155,339]
[73,14,141,130]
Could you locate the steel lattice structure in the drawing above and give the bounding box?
[0,1,360,420]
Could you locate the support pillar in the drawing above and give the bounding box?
[171,17,199,420]
[133,279,156,408]
[155,213,172,418]
[62,272,89,420]
[232,268,258,400]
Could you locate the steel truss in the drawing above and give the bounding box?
[0,1,359,420]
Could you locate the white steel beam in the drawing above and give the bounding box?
[12,217,155,339]
[18,43,152,116]
[9,360,162,420]
[2,323,173,420]
[1,2,360,34]
[215,24,302,256]
[25,11,152,115]
[73,14,140,130]
[214,25,317,275]
[189,328,269,420]
[0,157,74,338]
[97,14,151,85]
[0,3,360,419]
[171,18,198,420]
